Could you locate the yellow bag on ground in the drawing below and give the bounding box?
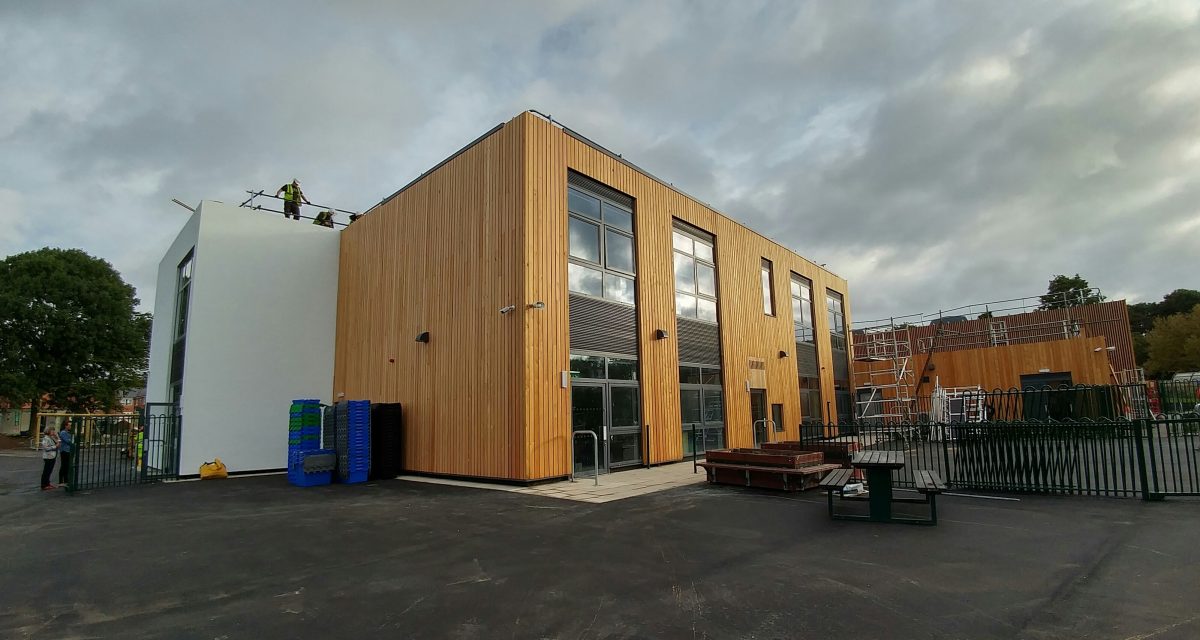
[199,458,229,480]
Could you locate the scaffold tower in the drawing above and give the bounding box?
[853,318,917,422]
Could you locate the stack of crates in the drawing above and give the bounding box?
[289,399,322,452]
[322,404,338,451]
[369,403,404,480]
[335,400,371,483]
[288,448,335,486]
[288,399,331,487]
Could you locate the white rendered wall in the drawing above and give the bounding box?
[147,200,340,473]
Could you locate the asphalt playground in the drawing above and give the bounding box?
[2,449,1198,639]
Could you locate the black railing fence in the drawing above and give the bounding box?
[798,411,1200,499]
[52,412,182,493]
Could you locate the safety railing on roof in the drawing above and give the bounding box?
[239,190,361,228]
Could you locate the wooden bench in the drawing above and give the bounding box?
[912,470,946,525]
[818,468,857,518]
[698,461,841,491]
[820,468,945,525]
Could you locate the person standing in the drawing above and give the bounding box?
[275,179,310,220]
[58,420,74,487]
[39,425,59,490]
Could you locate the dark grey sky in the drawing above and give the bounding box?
[2,1,1197,322]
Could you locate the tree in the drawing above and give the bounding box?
[1039,274,1105,310]
[0,248,151,434]
[1143,305,1200,377]
[1127,290,1200,364]
[1157,289,1200,317]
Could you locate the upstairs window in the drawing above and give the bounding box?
[673,223,718,323]
[567,185,636,306]
[826,290,847,351]
[791,274,815,343]
[761,258,775,316]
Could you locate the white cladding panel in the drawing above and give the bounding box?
[147,200,339,473]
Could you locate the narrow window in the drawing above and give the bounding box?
[761,258,775,316]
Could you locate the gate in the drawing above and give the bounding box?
[56,408,182,493]
[1142,415,1200,498]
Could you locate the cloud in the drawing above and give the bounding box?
[1,0,1198,324]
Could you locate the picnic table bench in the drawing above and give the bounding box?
[819,451,945,525]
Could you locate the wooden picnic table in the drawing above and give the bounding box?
[851,450,905,522]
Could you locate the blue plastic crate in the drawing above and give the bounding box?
[289,470,327,487]
[339,469,368,484]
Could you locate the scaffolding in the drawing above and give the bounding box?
[853,318,917,422]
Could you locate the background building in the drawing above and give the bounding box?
[852,299,1137,422]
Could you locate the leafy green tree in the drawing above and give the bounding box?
[1128,290,1200,364]
[1157,289,1200,317]
[0,248,151,433]
[1143,305,1200,377]
[1039,274,1105,309]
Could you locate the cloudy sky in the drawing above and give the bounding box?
[2,1,1198,323]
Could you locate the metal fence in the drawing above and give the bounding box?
[798,414,1200,500]
[44,411,183,493]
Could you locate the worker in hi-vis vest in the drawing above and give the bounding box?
[275,179,310,220]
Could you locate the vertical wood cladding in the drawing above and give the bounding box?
[334,119,526,480]
[855,336,1115,395]
[521,112,852,471]
[336,112,853,482]
[853,300,1137,397]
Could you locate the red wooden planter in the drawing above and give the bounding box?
[705,449,824,468]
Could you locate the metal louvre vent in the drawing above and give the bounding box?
[795,342,819,378]
[831,348,850,381]
[569,294,638,357]
[676,314,720,365]
[568,171,634,209]
[676,317,721,366]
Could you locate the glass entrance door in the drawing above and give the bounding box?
[607,385,642,468]
[571,384,605,475]
[571,383,644,473]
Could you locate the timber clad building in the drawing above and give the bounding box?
[335,111,853,482]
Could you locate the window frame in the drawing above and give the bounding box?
[672,223,719,324]
[826,289,847,351]
[567,185,637,306]
[790,273,816,343]
[761,258,775,317]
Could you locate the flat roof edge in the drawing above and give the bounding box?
[367,121,507,214]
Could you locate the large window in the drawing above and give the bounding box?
[673,225,717,323]
[826,290,847,351]
[761,258,775,316]
[790,274,815,343]
[568,186,636,306]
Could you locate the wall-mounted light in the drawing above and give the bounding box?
[499,305,516,315]
[778,350,789,359]
[415,332,430,343]
[528,301,546,309]
[1093,346,1116,352]
[655,329,670,340]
